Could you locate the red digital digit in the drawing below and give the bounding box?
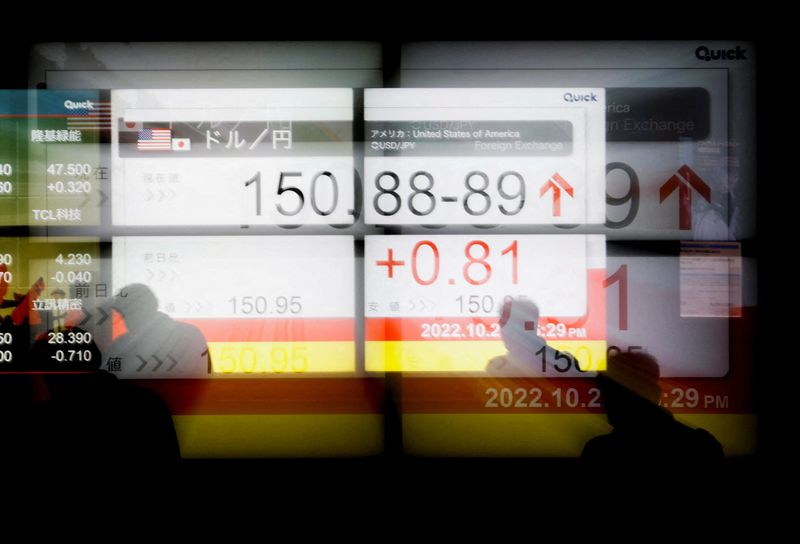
[463,240,491,285]
[411,240,440,285]
[501,240,518,284]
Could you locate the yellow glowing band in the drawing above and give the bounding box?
[402,414,756,457]
[208,341,355,374]
[174,414,383,457]
[365,340,608,372]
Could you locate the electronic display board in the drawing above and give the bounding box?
[110,235,356,377]
[365,234,606,375]
[364,89,605,225]
[400,41,753,240]
[0,90,106,226]
[0,40,758,461]
[111,89,354,227]
[393,41,756,456]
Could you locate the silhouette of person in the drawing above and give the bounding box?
[106,284,210,377]
[485,298,562,376]
[28,327,180,466]
[581,351,723,474]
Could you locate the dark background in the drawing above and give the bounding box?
[0,8,782,513]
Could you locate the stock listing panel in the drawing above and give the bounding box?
[0,90,106,226]
[0,40,756,459]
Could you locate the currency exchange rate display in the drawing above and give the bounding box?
[401,42,752,240]
[364,89,606,225]
[396,41,756,456]
[0,40,757,460]
[365,234,606,375]
[103,235,379,457]
[6,41,388,458]
[111,235,356,377]
[112,89,354,226]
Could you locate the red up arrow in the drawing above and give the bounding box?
[539,173,574,217]
[659,164,711,230]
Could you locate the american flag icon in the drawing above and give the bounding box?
[137,128,172,151]
[67,101,111,130]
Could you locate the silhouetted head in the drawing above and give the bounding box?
[113,283,159,330]
[498,298,544,362]
[597,352,662,428]
[30,327,102,373]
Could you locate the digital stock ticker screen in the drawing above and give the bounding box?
[0,39,763,478]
